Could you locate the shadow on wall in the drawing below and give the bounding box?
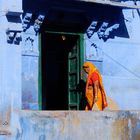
[105,96,120,110]
[76,79,119,110]
[23,0,129,39]
[85,6,129,41]
[76,79,87,110]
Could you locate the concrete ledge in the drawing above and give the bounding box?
[0,128,11,136]
[14,110,140,140]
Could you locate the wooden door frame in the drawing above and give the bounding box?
[38,31,84,110]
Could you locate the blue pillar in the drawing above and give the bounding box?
[0,0,22,136]
[22,13,45,110]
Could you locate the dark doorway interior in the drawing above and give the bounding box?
[42,32,79,110]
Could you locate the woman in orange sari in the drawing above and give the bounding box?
[83,62,108,111]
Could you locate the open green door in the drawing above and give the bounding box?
[40,31,84,110]
[68,35,83,110]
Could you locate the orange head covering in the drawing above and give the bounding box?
[83,62,102,82]
[83,61,97,76]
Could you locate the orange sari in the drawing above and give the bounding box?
[83,62,108,111]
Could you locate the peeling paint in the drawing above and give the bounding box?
[0,129,11,136]
[1,111,140,140]
[112,118,129,140]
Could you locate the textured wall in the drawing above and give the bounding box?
[22,33,39,110]
[1,0,140,140]
[84,8,140,110]
[21,11,45,110]
[0,0,22,136]
[20,1,140,110]
[1,111,140,140]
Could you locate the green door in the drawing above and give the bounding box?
[39,31,84,110]
[68,35,82,110]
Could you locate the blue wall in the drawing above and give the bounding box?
[20,2,140,110]
[84,8,140,110]
[1,0,140,140]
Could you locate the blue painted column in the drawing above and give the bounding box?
[22,13,45,110]
[0,0,22,136]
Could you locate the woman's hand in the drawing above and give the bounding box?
[94,96,98,103]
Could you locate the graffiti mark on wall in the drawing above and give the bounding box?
[0,121,9,126]
[85,41,103,61]
[24,37,34,52]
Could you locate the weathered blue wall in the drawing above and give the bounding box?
[17,111,140,140]
[1,0,140,139]
[84,7,140,110]
[0,0,22,137]
[2,111,140,140]
[21,1,140,111]
[22,31,39,110]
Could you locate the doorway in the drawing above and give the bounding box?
[41,32,84,110]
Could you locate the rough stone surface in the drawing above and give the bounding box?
[1,111,140,140]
